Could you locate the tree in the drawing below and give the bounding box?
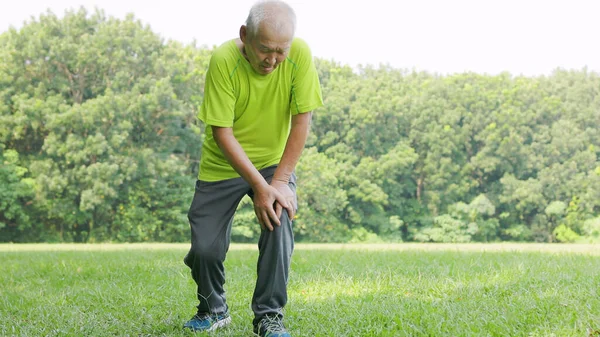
[0,148,35,241]
[0,8,205,242]
[2,7,599,243]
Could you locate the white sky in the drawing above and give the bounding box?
[1,0,599,76]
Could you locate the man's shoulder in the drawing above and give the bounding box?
[209,39,241,67]
[290,37,311,55]
[288,37,314,66]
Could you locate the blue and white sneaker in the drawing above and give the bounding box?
[183,311,231,332]
[254,315,291,337]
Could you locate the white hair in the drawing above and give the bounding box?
[245,0,297,38]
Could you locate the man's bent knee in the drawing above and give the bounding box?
[185,241,227,267]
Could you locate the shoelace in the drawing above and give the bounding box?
[193,313,209,321]
[194,313,223,321]
[260,315,286,333]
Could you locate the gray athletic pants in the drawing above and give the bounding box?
[183,165,296,326]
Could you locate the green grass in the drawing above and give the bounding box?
[1,243,599,337]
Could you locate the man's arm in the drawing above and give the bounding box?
[271,111,313,219]
[212,126,293,231]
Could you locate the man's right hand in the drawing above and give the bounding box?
[252,182,291,231]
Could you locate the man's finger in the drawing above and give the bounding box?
[275,202,282,221]
[259,216,266,231]
[268,207,281,227]
[262,211,274,231]
[284,200,294,220]
[273,192,289,212]
[255,208,266,230]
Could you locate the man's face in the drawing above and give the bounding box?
[241,23,293,75]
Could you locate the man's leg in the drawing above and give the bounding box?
[184,177,249,315]
[251,166,297,326]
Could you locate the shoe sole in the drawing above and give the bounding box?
[206,316,232,332]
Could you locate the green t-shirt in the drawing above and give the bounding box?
[197,37,323,181]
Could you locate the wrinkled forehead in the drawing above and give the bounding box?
[254,21,294,50]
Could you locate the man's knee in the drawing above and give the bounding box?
[281,209,295,228]
[185,241,226,266]
[270,211,294,240]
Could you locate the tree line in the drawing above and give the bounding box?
[1,9,599,243]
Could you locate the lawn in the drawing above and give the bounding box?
[1,243,599,337]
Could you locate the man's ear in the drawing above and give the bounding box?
[240,25,247,43]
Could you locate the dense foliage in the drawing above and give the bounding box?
[1,9,599,243]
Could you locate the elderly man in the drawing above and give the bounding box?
[182,0,323,336]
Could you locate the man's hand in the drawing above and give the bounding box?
[252,182,293,231]
[271,179,295,221]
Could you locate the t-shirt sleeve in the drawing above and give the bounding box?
[290,38,324,115]
[198,49,236,127]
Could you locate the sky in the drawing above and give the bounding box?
[1,0,599,76]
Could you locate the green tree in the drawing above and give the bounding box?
[0,148,36,241]
[0,8,205,242]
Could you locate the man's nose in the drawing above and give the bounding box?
[265,54,277,66]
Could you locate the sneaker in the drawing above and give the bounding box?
[183,311,231,332]
[253,315,291,337]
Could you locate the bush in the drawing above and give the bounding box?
[553,224,580,243]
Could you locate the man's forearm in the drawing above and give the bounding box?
[212,126,268,190]
[273,112,312,183]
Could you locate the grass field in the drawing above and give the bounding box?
[1,243,599,337]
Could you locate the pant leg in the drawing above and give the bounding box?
[251,166,297,325]
[184,177,249,314]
